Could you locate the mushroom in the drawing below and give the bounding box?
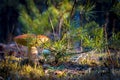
[14,34,50,61]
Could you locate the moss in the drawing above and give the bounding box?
[0,57,20,79]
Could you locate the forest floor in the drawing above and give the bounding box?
[42,51,120,80]
[0,43,120,80]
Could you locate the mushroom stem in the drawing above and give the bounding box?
[28,46,38,61]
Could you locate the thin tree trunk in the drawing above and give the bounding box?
[112,19,116,33]
[79,13,83,52]
[104,12,114,80]
[104,12,109,51]
[58,17,63,40]
[70,0,77,19]
[49,16,56,39]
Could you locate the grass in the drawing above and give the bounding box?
[0,51,120,80]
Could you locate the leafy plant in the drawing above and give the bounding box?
[18,0,54,34]
[75,21,104,52]
[109,32,120,50]
[43,34,68,64]
[112,2,120,17]
[77,2,95,26]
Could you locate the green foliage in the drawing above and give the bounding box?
[112,2,120,17]
[18,4,33,33]
[51,43,67,63]
[109,32,120,50]
[78,2,95,22]
[75,21,104,51]
[18,0,72,35]
[57,0,72,19]
[18,0,53,34]
[44,34,68,63]
[42,6,59,30]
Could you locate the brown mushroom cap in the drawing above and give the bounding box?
[14,34,50,47]
[36,35,49,43]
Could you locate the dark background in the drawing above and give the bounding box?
[0,0,120,43]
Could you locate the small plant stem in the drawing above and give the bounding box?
[104,12,114,68]
[49,16,55,38]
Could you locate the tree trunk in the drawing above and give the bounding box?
[58,17,63,40]
[70,0,77,19]
[79,13,83,52]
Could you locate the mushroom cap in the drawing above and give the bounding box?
[14,34,50,47]
[14,34,35,46]
[36,35,50,45]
